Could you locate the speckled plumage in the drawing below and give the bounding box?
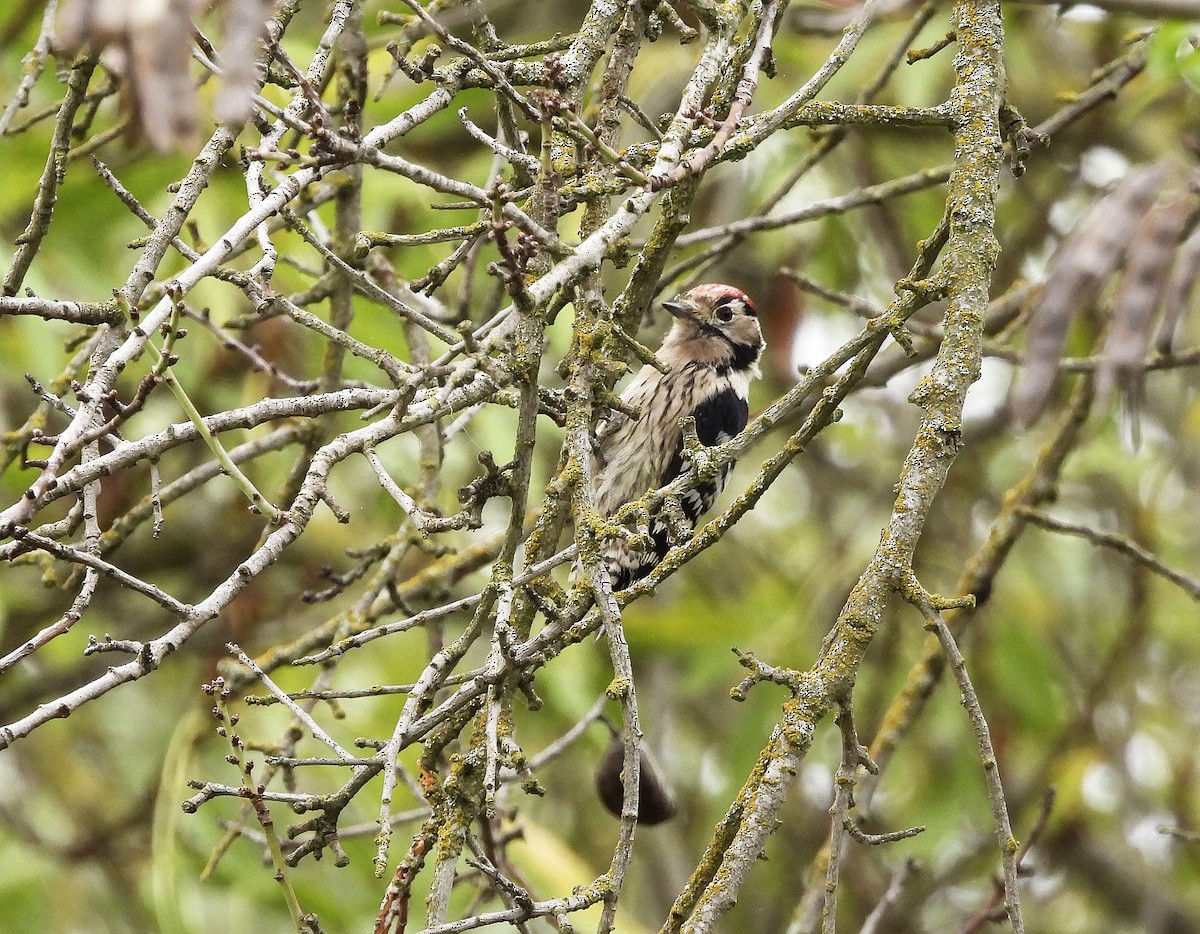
[590,284,764,589]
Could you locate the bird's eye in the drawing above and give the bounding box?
[716,306,734,323]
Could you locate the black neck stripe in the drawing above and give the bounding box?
[700,324,761,371]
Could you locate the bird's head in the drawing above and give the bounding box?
[660,283,764,372]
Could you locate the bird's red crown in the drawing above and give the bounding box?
[688,283,757,316]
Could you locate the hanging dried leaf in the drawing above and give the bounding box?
[125,0,200,150]
[1155,208,1200,354]
[1095,195,1195,446]
[1010,163,1166,429]
[213,0,276,126]
[57,0,212,152]
[57,0,151,47]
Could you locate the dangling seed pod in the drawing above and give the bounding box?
[595,735,677,825]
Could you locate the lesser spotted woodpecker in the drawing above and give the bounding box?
[590,283,765,590]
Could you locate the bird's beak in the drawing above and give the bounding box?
[662,299,700,324]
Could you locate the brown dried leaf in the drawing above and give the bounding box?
[1155,211,1200,354]
[125,0,199,151]
[57,0,208,152]
[1095,195,1196,442]
[213,0,276,126]
[57,0,140,48]
[1010,163,1167,429]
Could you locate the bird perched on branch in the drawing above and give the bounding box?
[589,283,765,591]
